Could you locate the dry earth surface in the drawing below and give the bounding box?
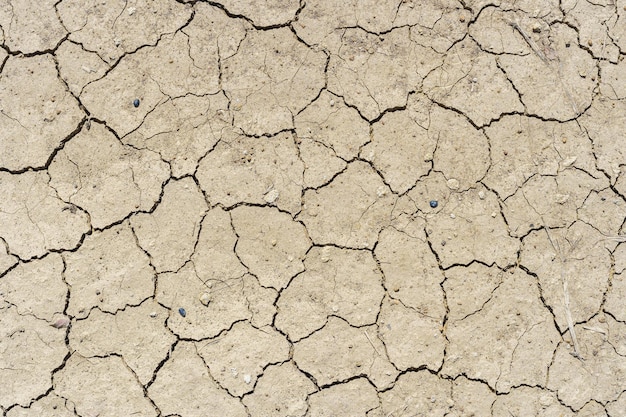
[1,0,626,416]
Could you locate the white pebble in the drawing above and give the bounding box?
[264,189,279,204]
[199,293,211,306]
[447,178,460,190]
[561,156,577,167]
[555,194,570,204]
[320,247,331,262]
[244,374,252,384]
[478,191,486,200]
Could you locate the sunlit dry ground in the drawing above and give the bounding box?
[1,0,626,416]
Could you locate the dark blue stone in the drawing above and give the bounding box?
[429,200,438,208]
[133,99,140,108]
[178,307,186,317]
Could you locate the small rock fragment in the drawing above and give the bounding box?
[199,293,211,306]
[561,156,577,168]
[447,178,460,190]
[51,316,70,329]
[555,194,570,204]
[150,311,157,318]
[478,191,486,200]
[430,200,439,208]
[264,189,279,204]
[133,99,140,108]
[244,374,252,384]
[178,307,186,317]
[320,247,331,263]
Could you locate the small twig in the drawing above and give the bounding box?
[582,325,607,336]
[386,404,408,417]
[507,16,581,115]
[602,235,626,242]
[542,221,583,359]
[506,19,549,64]
[364,330,381,356]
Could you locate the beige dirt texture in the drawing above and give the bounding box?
[1,0,626,416]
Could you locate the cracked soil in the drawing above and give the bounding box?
[1,0,626,416]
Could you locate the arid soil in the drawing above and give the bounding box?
[1,0,626,416]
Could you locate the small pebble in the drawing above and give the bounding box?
[562,156,577,167]
[244,374,252,384]
[51,316,70,329]
[478,191,486,200]
[555,194,570,204]
[447,178,460,190]
[178,307,186,317]
[149,311,157,318]
[133,99,140,108]
[264,189,279,204]
[199,293,211,306]
[429,200,438,208]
